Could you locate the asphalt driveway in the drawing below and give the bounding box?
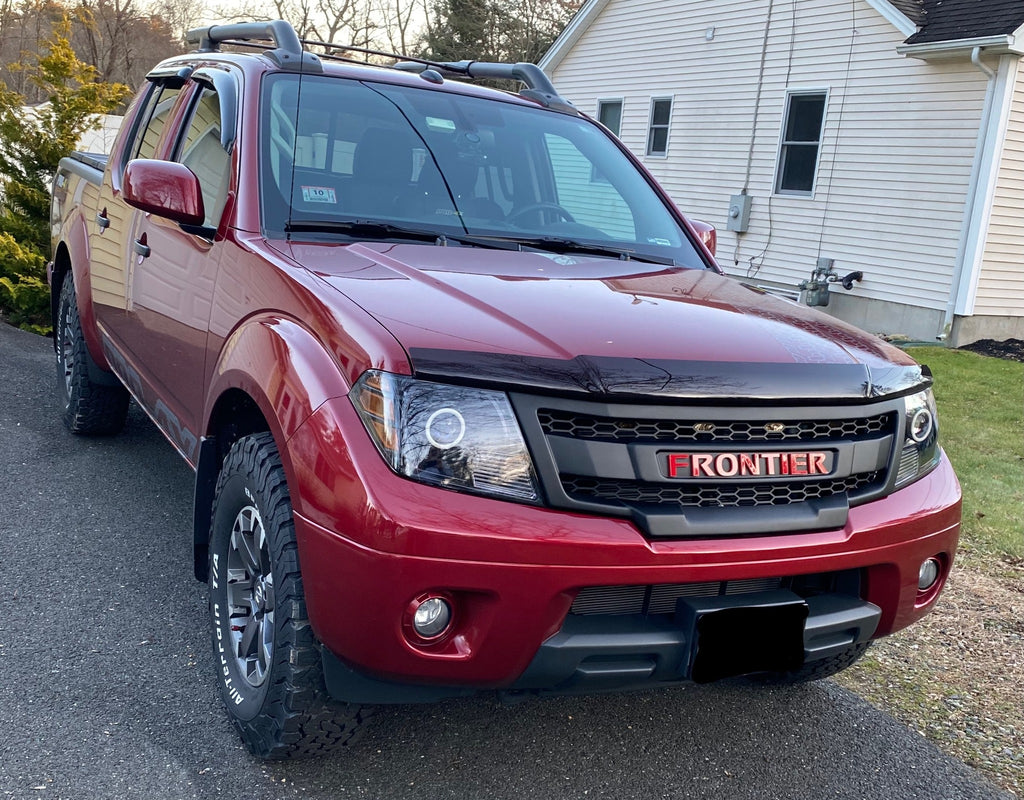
[0,321,1011,800]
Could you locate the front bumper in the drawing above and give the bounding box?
[286,398,961,700]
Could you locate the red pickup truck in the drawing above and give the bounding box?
[49,21,961,759]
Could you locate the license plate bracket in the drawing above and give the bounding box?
[677,590,809,684]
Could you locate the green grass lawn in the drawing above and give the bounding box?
[908,346,1023,562]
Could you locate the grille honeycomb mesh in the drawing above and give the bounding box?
[538,409,895,443]
[561,471,884,508]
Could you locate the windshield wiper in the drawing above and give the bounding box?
[485,235,678,266]
[284,219,443,242]
[283,219,518,251]
[282,221,679,265]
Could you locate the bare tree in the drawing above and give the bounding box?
[72,0,183,88]
[153,0,203,43]
[374,0,422,55]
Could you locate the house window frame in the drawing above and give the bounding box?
[593,98,624,182]
[773,88,829,197]
[596,97,624,137]
[645,96,673,157]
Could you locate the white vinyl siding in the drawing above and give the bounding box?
[975,60,1024,316]
[547,0,990,312]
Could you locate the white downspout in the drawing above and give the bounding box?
[939,47,996,340]
[971,45,996,79]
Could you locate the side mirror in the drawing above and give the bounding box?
[687,218,717,257]
[123,159,205,227]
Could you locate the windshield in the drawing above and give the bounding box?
[260,73,706,268]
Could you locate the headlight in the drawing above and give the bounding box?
[351,371,540,503]
[894,388,941,488]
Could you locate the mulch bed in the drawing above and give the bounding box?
[957,338,1024,362]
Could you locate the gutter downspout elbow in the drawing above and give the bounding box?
[971,46,995,79]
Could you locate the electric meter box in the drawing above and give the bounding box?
[727,194,752,233]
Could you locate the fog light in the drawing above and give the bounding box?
[918,557,941,591]
[412,596,452,639]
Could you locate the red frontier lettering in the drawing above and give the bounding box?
[667,454,690,477]
[666,451,831,478]
[692,454,714,476]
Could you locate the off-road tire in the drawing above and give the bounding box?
[208,432,372,759]
[754,640,872,684]
[56,276,129,435]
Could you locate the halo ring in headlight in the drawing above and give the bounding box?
[909,408,934,443]
[425,407,466,449]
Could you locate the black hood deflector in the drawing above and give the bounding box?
[408,349,930,403]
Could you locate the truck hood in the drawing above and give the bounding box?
[281,240,926,401]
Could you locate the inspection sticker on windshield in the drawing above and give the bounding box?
[301,186,337,204]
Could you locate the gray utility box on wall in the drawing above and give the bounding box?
[727,194,752,233]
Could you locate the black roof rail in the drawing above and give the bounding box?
[185,20,322,73]
[393,59,576,114]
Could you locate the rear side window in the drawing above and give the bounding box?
[129,83,184,162]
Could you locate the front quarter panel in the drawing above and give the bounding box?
[205,314,353,451]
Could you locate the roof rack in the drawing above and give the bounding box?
[185,21,323,72]
[185,19,575,113]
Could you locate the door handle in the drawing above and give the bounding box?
[133,237,150,258]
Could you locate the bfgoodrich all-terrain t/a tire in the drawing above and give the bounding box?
[56,275,129,435]
[208,432,372,759]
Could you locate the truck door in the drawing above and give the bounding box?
[91,77,186,345]
[121,72,237,462]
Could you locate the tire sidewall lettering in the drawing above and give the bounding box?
[209,468,271,721]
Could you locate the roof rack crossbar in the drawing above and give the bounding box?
[393,59,575,113]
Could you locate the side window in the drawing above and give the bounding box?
[775,91,827,195]
[131,83,184,163]
[646,97,672,157]
[597,99,623,137]
[176,86,231,228]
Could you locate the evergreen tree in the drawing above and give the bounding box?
[422,0,581,64]
[0,17,128,331]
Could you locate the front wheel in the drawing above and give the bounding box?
[56,275,129,435]
[208,432,372,759]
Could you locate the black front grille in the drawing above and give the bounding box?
[561,470,884,509]
[511,392,902,538]
[538,408,895,444]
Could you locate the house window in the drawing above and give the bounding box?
[597,99,623,137]
[775,91,827,195]
[646,97,672,156]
